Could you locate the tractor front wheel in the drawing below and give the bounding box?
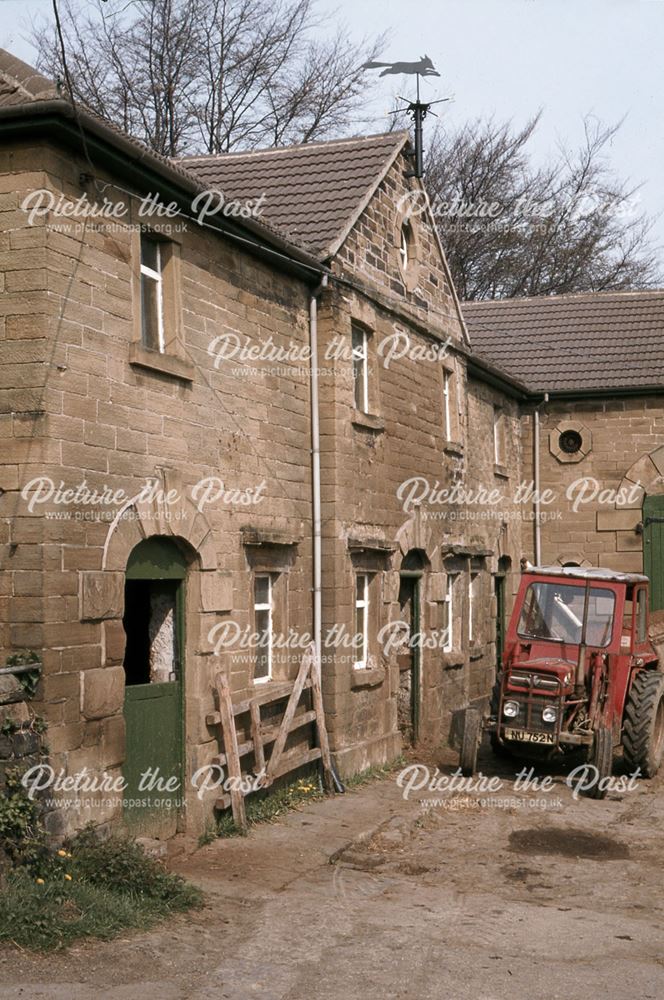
[622,671,664,777]
[460,708,482,777]
[585,725,613,799]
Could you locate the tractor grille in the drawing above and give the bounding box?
[505,698,557,733]
[509,671,560,693]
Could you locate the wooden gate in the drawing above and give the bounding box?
[208,644,334,831]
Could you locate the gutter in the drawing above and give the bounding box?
[0,101,326,281]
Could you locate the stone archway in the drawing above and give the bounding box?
[616,445,664,508]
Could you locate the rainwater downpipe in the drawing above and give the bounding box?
[309,275,345,794]
[533,393,549,566]
[309,274,328,662]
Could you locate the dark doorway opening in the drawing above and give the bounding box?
[398,550,425,746]
[122,579,180,686]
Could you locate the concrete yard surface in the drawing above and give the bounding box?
[1,748,664,1000]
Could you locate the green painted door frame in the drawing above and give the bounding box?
[400,570,422,743]
[495,573,506,666]
[643,495,664,611]
[123,538,187,837]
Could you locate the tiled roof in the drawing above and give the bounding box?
[463,290,664,394]
[0,49,325,272]
[178,132,409,258]
[0,49,59,106]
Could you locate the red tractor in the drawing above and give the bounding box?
[460,566,664,797]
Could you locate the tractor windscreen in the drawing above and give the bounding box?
[517,583,616,647]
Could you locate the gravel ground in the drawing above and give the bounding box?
[2,744,663,1000]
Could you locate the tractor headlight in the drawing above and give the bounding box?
[542,705,557,724]
[503,701,520,718]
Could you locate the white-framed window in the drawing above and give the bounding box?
[253,574,272,683]
[493,407,504,465]
[468,572,479,643]
[140,235,165,353]
[352,324,369,412]
[443,573,457,652]
[354,573,370,669]
[442,369,452,441]
[399,222,412,271]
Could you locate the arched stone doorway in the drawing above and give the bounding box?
[397,548,429,745]
[122,536,192,839]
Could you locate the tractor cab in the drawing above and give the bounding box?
[459,566,664,798]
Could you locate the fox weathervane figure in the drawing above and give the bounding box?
[363,53,449,180]
[362,55,440,77]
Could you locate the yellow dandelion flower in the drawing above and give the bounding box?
[35,878,45,885]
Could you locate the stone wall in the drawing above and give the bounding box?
[315,150,525,773]
[523,397,664,572]
[0,137,317,838]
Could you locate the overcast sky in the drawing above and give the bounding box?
[3,0,663,262]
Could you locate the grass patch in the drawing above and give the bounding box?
[211,758,405,839]
[213,773,324,839]
[343,756,406,790]
[0,828,202,952]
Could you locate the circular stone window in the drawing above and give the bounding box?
[559,429,583,455]
[549,421,592,464]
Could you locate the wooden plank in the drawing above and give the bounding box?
[215,672,247,833]
[212,710,318,767]
[207,680,314,727]
[264,649,314,786]
[249,700,266,775]
[309,644,335,793]
[214,747,322,810]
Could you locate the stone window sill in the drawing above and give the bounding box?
[494,463,509,479]
[351,664,385,688]
[351,409,385,433]
[129,343,194,382]
[443,440,464,457]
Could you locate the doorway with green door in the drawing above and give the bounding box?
[122,536,189,839]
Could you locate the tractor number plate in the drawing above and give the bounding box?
[504,728,555,745]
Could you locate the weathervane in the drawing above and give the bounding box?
[362,55,451,179]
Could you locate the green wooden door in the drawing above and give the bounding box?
[123,538,187,838]
[643,495,664,611]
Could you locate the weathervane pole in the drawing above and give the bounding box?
[361,54,450,180]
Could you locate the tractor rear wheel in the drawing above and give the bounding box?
[622,670,664,777]
[586,725,613,799]
[460,708,482,777]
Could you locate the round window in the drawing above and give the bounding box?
[558,429,583,455]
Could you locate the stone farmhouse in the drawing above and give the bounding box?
[464,292,664,600]
[0,47,662,840]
